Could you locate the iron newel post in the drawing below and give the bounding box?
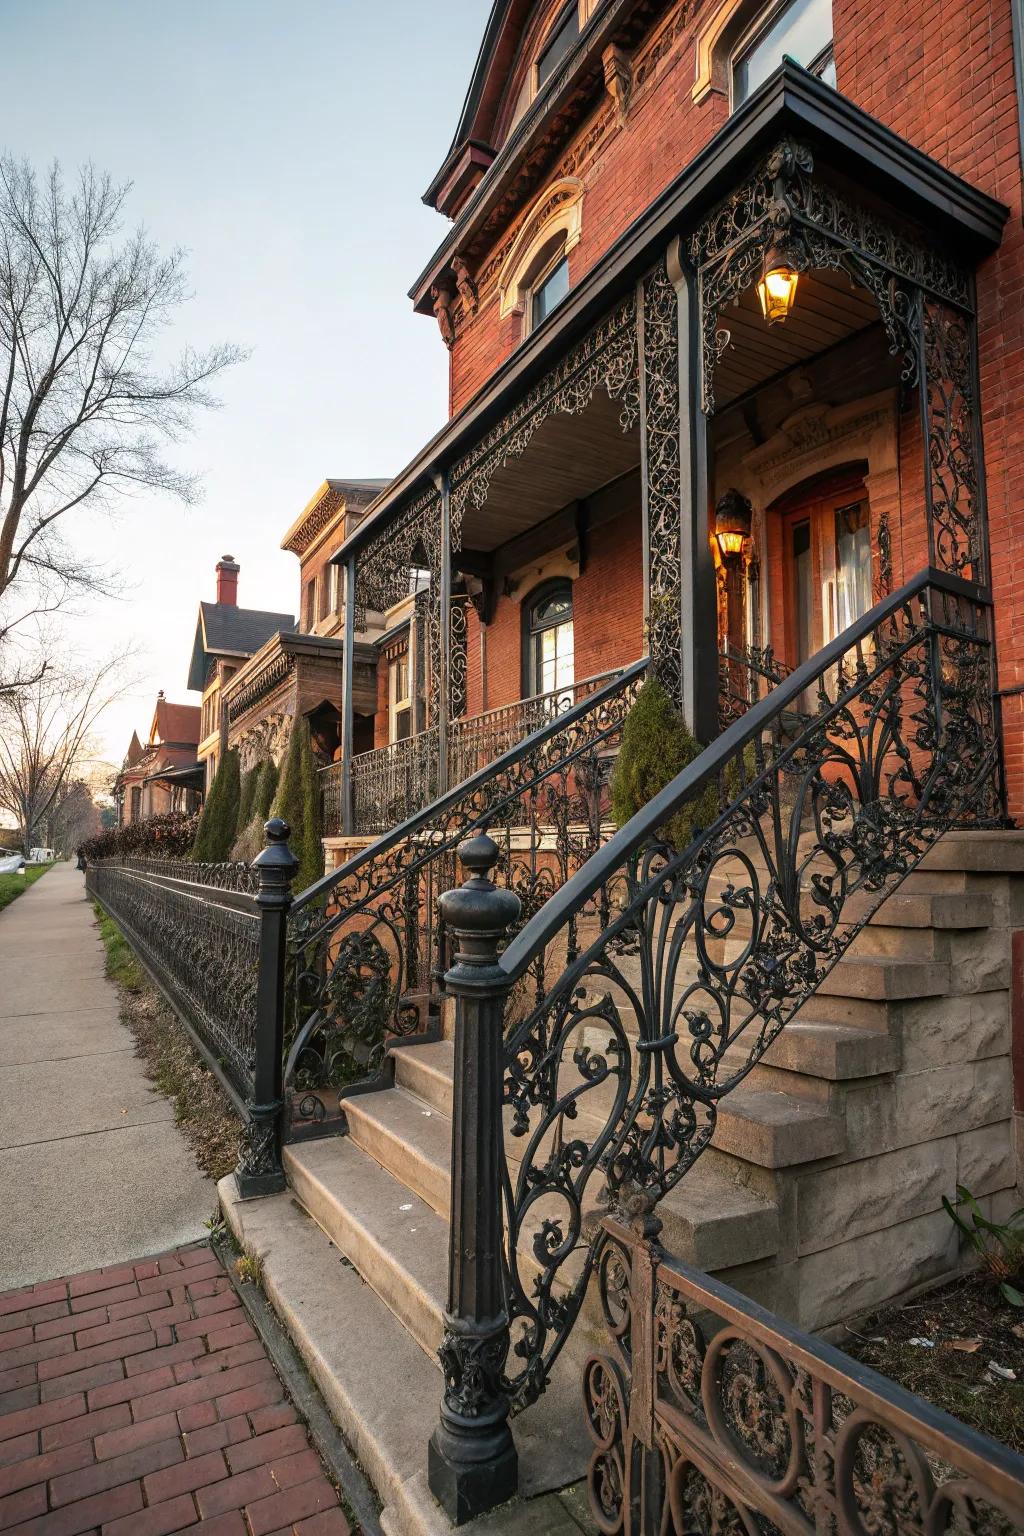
[234,818,299,1200]
[428,833,520,1525]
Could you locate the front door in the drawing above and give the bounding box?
[773,466,872,671]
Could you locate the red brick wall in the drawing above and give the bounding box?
[441,0,1024,809]
[463,506,644,714]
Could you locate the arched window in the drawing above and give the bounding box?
[524,580,574,699]
[692,0,834,108]
[498,178,583,331]
[731,0,834,106]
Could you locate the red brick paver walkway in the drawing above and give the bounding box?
[0,1244,351,1536]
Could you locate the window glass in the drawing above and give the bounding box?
[537,5,580,88]
[834,501,871,632]
[732,0,833,104]
[531,254,570,330]
[527,582,574,702]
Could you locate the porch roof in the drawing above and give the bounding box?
[333,61,1007,571]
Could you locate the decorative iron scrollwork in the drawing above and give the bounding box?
[496,575,998,1415]
[283,665,646,1131]
[690,137,981,585]
[585,1214,1024,1534]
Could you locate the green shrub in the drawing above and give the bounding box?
[229,758,280,863]
[943,1184,1024,1307]
[191,749,241,863]
[610,677,719,852]
[272,716,322,891]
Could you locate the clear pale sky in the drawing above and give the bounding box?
[0,0,485,768]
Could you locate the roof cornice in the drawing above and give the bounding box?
[343,64,1007,568]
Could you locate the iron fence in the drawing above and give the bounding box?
[86,856,261,1101]
[586,1214,1024,1535]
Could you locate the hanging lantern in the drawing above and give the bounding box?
[757,241,800,326]
[713,490,753,565]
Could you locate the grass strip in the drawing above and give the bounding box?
[0,861,54,911]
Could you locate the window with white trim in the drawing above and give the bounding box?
[389,649,412,742]
[731,0,834,107]
[530,252,570,331]
[525,580,575,701]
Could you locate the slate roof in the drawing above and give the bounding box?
[188,603,296,693]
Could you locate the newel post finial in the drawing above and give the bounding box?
[428,833,520,1524]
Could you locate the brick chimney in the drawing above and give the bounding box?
[215,554,239,606]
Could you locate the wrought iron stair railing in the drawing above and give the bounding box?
[283,660,648,1134]
[428,567,1000,1483]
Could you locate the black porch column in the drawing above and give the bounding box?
[668,238,717,743]
[437,470,452,797]
[340,553,357,837]
[428,833,520,1524]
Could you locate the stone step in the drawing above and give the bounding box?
[844,889,995,929]
[344,1084,451,1216]
[219,1176,589,1536]
[284,1136,447,1356]
[815,956,949,1001]
[393,1039,841,1174]
[704,1085,845,1169]
[750,1019,898,1079]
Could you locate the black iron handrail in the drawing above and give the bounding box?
[499,566,991,983]
[427,562,999,1454]
[292,658,647,915]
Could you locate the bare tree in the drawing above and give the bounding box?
[45,775,103,855]
[0,654,129,852]
[0,155,245,619]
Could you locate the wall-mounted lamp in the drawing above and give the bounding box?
[756,240,800,326]
[713,489,753,565]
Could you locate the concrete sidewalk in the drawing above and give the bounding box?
[0,863,213,1290]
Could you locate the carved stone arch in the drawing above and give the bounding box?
[692,0,783,103]
[498,177,585,319]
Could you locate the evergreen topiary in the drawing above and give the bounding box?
[610,676,719,852]
[229,757,281,863]
[272,716,323,891]
[190,749,242,863]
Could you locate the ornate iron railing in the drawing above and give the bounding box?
[447,670,622,789]
[321,671,627,838]
[717,643,792,728]
[344,726,441,839]
[86,857,261,1100]
[429,568,999,1457]
[585,1213,1024,1535]
[282,660,648,1135]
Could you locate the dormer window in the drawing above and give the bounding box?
[530,252,570,330]
[536,3,581,89]
[730,0,834,106]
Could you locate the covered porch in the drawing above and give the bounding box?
[320,61,1004,855]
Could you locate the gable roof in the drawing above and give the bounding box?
[151,698,201,748]
[124,731,144,769]
[188,604,296,693]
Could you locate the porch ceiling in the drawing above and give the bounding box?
[460,388,640,551]
[714,269,879,409]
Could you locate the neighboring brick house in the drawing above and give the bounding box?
[222,482,386,799]
[113,695,203,824]
[186,556,295,789]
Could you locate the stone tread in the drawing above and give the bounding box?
[284,1137,447,1355]
[721,1021,898,1081]
[219,1178,590,1535]
[392,1039,839,1173]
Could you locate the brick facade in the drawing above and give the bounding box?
[432,0,1024,808]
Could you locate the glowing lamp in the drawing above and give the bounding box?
[757,243,800,326]
[713,490,753,566]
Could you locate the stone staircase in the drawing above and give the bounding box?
[221,830,1023,1533]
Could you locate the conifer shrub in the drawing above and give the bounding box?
[190,749,242,863]
[273,716,323,891]
[230,757,280,863]
[236,765,260,835]
[610,677,719,852]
